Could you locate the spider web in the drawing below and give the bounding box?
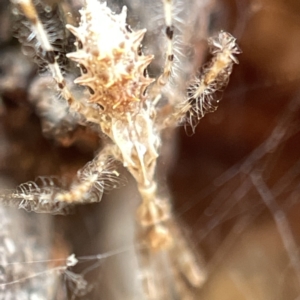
[1,0,300,299]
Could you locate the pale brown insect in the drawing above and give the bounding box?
[4,0,240,298]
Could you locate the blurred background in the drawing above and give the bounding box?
[1,0,300,299]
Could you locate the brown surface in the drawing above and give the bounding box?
[2,0,300,299]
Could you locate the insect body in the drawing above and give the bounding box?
[6,0,240,298]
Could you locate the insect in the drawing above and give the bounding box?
[4,0,240,298]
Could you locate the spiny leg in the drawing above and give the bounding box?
[164,31,241,129]
[150,0,174,101]
[156,0,175,88]
[55,145,122,204]
[1,145,122,213]
[12,0,99,124]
